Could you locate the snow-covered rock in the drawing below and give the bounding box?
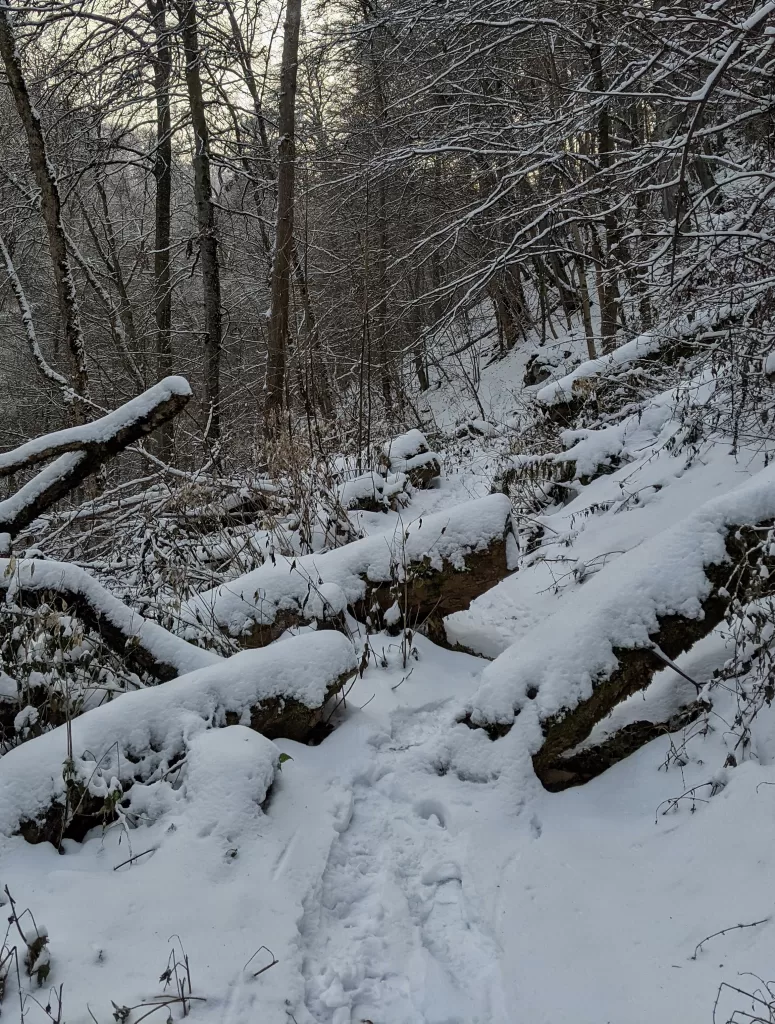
[381,429,441,488]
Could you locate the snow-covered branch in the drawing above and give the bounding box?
[0,377,192,539]
[0,557,219,681]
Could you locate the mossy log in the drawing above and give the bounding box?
[466,521,773,790]
[539,699,710,791]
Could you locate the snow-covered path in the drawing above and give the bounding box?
[299,698,507,1024]
[4,623,775,1024]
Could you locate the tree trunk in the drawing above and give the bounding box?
[589,10,621,354]
[0,9,90,402]
[178,0,222,442]
[148,0,175,457]
[570,223,597,360]
[265,0,302,428]
[223,0,332,420]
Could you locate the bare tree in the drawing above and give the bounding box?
[265,0,302,429]
[176,0,223,443]
[0,7,90,405]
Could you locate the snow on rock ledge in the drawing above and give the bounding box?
[183,494,513,646]
[0,631,356,843]
[467,463,775,782]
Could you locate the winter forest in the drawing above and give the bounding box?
[1,0,775,1020]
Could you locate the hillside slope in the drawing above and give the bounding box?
[2,324,775,1024]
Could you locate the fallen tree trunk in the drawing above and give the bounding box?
[466,465,775,790]
[543,699,710,790]
[0,632,357,845]
[535,303,752,425]
[0,558,218,682]
[0,377,191,540]
[181,494,513,647]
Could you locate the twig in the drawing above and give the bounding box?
[649,643,704,693]
[132,996,206,1024]
[243,946,279,978]
[391,667,414,691]
[113,848,157,871]
[691,917,769,960]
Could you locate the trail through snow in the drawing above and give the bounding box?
[299,700,507,1024]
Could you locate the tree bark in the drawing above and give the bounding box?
[265,0,302,428]
[148,0,175,457]
[177,0,222,442]
[0,9,90,402]
[589,10,621,354]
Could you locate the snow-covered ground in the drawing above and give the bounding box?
[3,326,775,1024]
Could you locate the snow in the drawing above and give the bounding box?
[0,631,356,838]
[0,452,86,528]
[390,449,440,476]
[536,330,662,406]
[383,428,430,463]
[0,557,220,677]
[183,727,279,841]
[0,669,16,699]
[336,471,407,510]
[5,622,774,1024]
[535,306,746,407]
[182,494,512,637]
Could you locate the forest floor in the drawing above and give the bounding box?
[3,333,775,1024]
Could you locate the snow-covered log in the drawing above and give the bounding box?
[336,471,408,513]
[183,494,513,646]
[0,377,191,539]
[535,303,750,414]
[0,558,218,681]
[467,465,775,788]
[0,631,357,844]
[547,699,710,789]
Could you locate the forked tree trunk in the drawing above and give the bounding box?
[0,9,90,403]
[265,0,302,428]
[177,0,222,442]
